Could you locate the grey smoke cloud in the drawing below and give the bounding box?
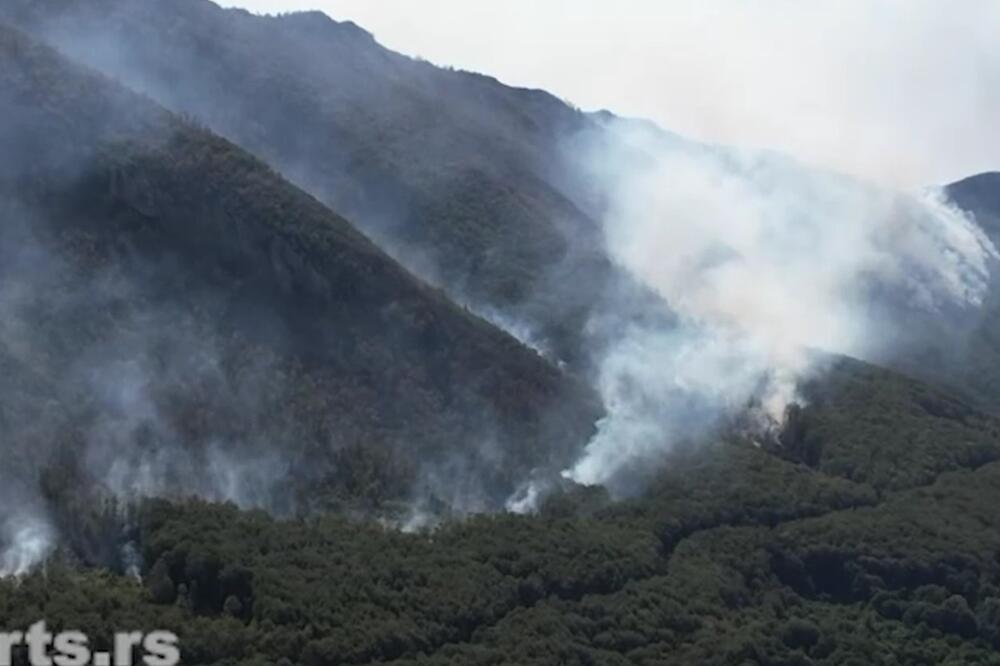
[220,0,1000,188]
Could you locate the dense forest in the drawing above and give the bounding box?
[7,361,1000,664]
[2,2,1000,665]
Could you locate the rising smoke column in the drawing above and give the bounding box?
[561,120,998,490]
[0,497,56,578]
[0,517,55,578]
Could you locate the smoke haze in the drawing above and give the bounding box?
[222,0,1000,189]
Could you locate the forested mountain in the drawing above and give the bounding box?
[3,0,995,403]
[0,22,599,552]
[2,1,1000,664]
[0,0,666,370]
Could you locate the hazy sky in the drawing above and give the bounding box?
[219,0,1000,188]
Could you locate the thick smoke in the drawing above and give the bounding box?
[0,514,55,578]
[558,119,997,490]
[0,501,52,579]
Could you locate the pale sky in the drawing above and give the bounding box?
[219,0,1000,188]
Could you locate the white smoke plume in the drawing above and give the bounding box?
[561,119,998,489]
[0,514,55,578]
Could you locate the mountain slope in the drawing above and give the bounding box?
[0,22,600,547]
[950,172,1000,241]
[9,0,996,415]
[5,12,1000,664]
[891,172,1000,407]
[6,355,1000,664]
[0,0,662,369]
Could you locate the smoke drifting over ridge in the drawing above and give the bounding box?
[556,119,998,490]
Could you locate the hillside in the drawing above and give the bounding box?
[5,0,995,412]
[0,0,665,370]
[3,4,1000,665]
[950,173,1000,240]
[879,172,1000,407]
[6,354,1000,664]
[0,22,600,555]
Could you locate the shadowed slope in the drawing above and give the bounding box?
[0,24,600,537]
